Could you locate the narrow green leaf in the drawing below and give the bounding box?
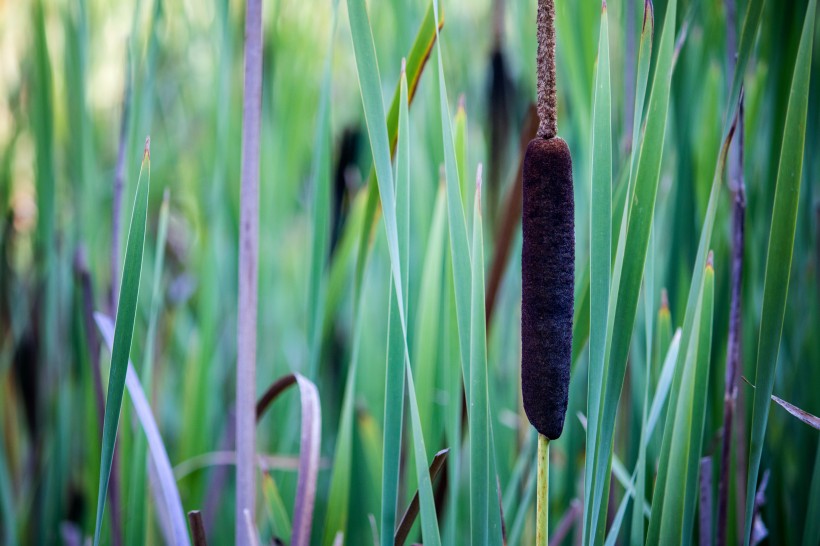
[585,3,612,542]
[650,259,714,544]
[127,188,170,546]
[744,2,816,542]
[683,259,715,544]
[380,64,412,546]
[93,140,151,546]
[469,170,488,545]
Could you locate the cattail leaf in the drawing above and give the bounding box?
[744,2,816,541]
[585,2,612,541]
[682,259,714,544]
[380,64,412,546]
[94,313,189,546]
[93,141,151,546]
[469,170,489,545]
[127,188,170,546]
[585,0,676,541]
[649,260,714,543]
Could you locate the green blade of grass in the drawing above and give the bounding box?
[403,362,443,546]
[469,169,488,545]
[585,3,612,542]
[682,258,714,545]
[744,1,816,542]
[93,139,151,546]
[380,62,412,546]
[586,0,676,542]
[127,188,170,546]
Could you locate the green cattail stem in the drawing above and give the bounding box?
[536,434,550,545]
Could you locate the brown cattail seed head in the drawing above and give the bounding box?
[521,136,574,439]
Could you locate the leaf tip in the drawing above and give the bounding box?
[143,135,151,161]
[643,0,654,31]
[706,250,714,271]
[660,287,669,312]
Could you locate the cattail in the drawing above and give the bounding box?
[521,0,574,441]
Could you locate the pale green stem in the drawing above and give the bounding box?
[536,434,550,545]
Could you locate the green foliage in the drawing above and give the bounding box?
[1,0,818,544]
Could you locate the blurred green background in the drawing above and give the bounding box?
[0,0,818,544]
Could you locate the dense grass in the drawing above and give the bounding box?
[0,0,819,544]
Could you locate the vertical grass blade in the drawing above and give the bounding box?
[93,139,151,546]
[380,62,412,546]
[94,313,190,546]
[404,354,443,546]
[585,3,612,541]
[127,188,170,546]
[469,168,488,545]
[683,257,715,544]
[744,1,816,542]
[649,258,714,544]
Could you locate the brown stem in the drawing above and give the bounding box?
[188,511,208,546]
[536,0,557,139]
